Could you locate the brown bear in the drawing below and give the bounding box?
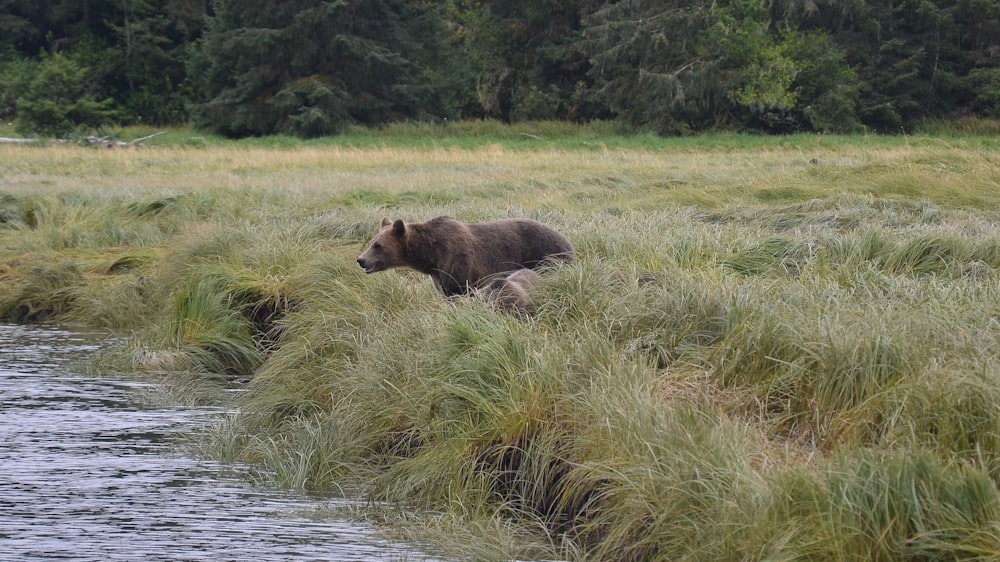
[357,216,573,297]
[474,268,542,314]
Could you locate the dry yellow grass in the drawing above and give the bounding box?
[3,139,998,214]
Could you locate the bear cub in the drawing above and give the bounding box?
[474,268,542,314]
[357,216,573,297]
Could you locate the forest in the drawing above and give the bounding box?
[2,0,999,138]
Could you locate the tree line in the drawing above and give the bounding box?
[2,0,998,138]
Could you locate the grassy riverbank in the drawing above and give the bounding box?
[3,123,1000,559]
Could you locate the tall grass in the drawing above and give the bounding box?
[2,127,1000,559]
[761,450,1000,560]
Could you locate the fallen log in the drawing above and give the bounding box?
[0,132,166,147]
[82,131,166,148]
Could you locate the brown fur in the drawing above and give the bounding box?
[474,268,542,313]
[357,216,573,297]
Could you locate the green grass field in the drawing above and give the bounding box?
[2,123,1000,560]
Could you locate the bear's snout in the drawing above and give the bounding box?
[357,256,379,274]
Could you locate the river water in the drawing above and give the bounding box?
[0,324,436,561]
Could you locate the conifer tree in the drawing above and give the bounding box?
[189,0,467,137]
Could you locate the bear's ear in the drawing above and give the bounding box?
[391,219,406,237]
[380,217,392,228]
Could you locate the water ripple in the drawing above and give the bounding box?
[0,325,437,561]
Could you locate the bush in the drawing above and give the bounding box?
[14,52,118,137]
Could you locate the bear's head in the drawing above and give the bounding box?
[357,217,407,274]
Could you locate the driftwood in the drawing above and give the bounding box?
[80,131,167,148]
[0,131,166,147]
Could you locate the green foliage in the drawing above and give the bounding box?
[2,0,201,127]
[1,0,999,134]
[271,77,351,137]
[453,0,591,122]
[103,0,192,124]
[584,0,720,134]
[582,0,864,134]
[0,52,36,122]
[972,68,1000,117]
[790,32,862,133]
[189,0,469,138]
[14,52,118,137]
[715,0,799,113]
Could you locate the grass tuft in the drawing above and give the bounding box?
[764,450,1000,560]
[0,257,83,321]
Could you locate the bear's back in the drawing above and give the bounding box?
[466,218,574,269]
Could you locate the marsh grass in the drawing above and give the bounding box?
[2,127,1000,559]
[761,450,1000,560]
[0,257,83,321]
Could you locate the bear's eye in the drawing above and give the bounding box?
[372,242,382,250]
